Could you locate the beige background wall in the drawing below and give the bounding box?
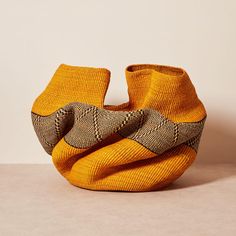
[0,0,235,163]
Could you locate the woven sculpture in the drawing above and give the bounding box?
[32,64,206,191]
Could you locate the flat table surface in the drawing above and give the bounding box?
[0,163,235,236]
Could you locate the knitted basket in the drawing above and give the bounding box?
[31,64,206,191]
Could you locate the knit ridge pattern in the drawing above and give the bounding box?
[31,64,207,191]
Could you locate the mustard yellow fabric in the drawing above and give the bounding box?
[32,64,206,191]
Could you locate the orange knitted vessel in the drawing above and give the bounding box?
[32,64,206,191]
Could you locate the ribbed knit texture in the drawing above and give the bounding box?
[32,64,206,191]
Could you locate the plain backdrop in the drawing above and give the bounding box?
[0,0,235,163]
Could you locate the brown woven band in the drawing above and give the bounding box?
[31,102,206,155]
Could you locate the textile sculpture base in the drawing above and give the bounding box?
[31,64,207,192]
